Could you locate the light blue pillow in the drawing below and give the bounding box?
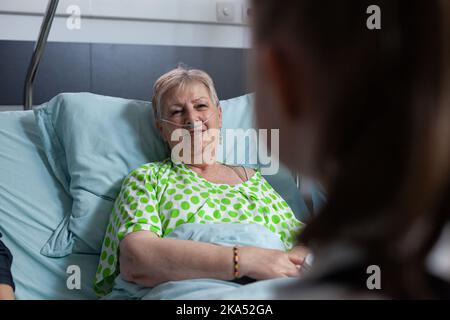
[34,92,313,257]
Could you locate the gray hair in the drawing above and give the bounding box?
[151,66,220,120]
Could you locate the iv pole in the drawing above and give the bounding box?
[23,0,59,110]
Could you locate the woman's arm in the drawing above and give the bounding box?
[119,232,235,287]
[119,231,305,287]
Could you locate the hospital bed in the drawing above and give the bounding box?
[0,0,325,299]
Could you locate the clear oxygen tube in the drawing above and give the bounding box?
[159,108,218,130]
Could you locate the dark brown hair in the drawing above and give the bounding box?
[252,0,450,298]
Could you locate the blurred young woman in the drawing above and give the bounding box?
[251,0,450,298]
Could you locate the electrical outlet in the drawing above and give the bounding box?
[242,2,252,24]
[216,2,236,23]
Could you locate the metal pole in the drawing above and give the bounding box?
[23,0,59,110]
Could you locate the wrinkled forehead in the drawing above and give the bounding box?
[162,81,213,108]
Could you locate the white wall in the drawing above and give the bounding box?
[0,0,252,48]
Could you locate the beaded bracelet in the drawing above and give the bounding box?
[233,246,240,278]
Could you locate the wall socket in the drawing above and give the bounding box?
[242,2,251,24]
[216,1,236,22]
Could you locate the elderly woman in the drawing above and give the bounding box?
[94,67,308,296]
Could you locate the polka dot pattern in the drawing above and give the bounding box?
[94,158,304,296]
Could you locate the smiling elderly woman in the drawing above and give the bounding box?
[93,67,307,296]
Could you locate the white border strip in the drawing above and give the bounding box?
[0,13,251,48]
[0,0,249,25]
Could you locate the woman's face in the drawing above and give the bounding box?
[157,82,222,163]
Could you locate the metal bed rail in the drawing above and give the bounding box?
[23,0,59,110]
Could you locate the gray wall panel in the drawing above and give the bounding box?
[34,42,91,105]
[91,43,250,101]
[0,41,33,106]
[0,40,250,107]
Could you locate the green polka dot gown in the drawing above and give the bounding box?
[94,158,304,296]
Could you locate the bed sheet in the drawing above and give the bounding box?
[0,110,98,299]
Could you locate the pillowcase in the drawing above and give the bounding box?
[34,93,168,256]
[34,92,313,257]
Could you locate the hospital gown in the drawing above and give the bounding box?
[94,158,304,296]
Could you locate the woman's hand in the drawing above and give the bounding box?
[288,245,310,265]
[238,246,306,280]
[0,284,15,300]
